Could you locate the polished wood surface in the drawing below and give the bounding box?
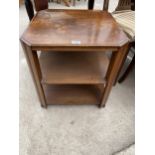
[20,9,129,108]
[43,85,102,105]
[39,52,109,84]
[21,10,129,48]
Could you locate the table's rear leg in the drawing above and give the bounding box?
[113,42,131,85]
[20,41,47,108]
[100,43,129,107]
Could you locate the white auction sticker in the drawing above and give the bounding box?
[71,40,81,45]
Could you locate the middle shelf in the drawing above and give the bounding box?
[39,51,109,84]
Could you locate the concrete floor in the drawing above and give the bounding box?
[19,1,135,155]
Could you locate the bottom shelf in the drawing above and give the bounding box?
[43,85,103,105]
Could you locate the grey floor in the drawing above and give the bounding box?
[19,1,135,155]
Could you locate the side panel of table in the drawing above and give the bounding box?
[20,41,47,107]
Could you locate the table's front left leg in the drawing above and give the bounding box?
[20,41,47,108]
[100,43,129,107]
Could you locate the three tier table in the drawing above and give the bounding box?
[20,9,129,108]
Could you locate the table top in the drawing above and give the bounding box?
[21,9,129,49]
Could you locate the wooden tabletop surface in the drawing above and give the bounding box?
[21,9,129,48]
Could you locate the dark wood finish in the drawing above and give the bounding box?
[33,0,48,11]
[21,10,129,48]
[24,0,48,21]
[88,0,94,10]
[118,41,135,83]
[118,54,135,83]
[32,46,118,52]
[39,52,109,84]
[25,0,34,20]
[113,42,131,85]
[20,10,129,108]
[43,85,102,105]
[131,0,135,11]
[103,0,109,10]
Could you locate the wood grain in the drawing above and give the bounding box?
[20,10,129,48]
[20,41,47,107]
[100,43,129,107]
[43,85,102,105]
[20,9,129,108]
[39,52,109,84]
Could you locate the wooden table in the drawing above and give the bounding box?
[20,9,129,108]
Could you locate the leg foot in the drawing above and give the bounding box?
[98,104,105,108]
[41,104,47,109]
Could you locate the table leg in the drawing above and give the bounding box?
[24,0,34,21]
[118,55,135,83]
[100,43,129,107]
[88,0,94,10]
[113,42,131,85]
[20,41,47,108]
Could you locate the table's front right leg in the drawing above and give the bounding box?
[20,41,47,108]
[100,43,129,107]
